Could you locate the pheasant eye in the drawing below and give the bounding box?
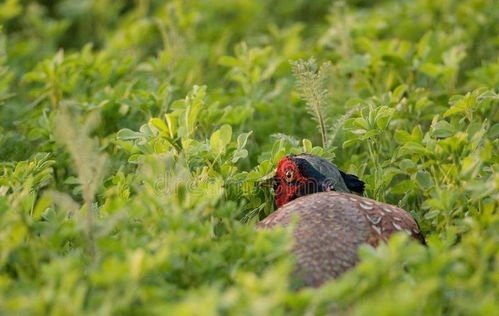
[285,170,295,182]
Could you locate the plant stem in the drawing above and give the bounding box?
[84,192,95,256]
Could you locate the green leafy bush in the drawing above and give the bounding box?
[0,0,497,314]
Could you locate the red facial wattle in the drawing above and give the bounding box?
[274,157,309,207]
[275,180,301,208]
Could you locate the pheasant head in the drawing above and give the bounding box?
[271,154,365,207]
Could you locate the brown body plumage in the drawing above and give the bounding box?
[258,154,425,287]
[257,192,424,287]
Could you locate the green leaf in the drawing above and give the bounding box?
[376,115,390,130]
[149,118,169,133]
[392,84,408,101]
[302,139,313,152]
[185,85,206,136]
[424,210,440,220]
[353,117,370,130]
[361,129,381,139]
[382,54,406,66]
[219,124,232,147]
[399,159,416,173]
[415,171,433,189]
[488,123,499,139]
[232,149,248,163]
[237,131,252,149]
[210,124,232,154]
[417,31,433,57]
[432,120,455,138]
[117,128,144,141]
[394,130,412,144]
[391,179,416,194]
[399,142,432,156]
[342,138,360,148]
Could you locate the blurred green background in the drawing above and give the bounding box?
[0,0,498,315]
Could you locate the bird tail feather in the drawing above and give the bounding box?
[339,170,365,194]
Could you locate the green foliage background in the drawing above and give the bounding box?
[0,0,498,314]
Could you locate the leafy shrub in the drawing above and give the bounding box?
[0,0,497,315]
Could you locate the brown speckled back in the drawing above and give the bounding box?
[257,191,424,287]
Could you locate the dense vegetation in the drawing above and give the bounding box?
[1,0,498,314]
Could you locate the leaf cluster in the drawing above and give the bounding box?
[0,0,498,314]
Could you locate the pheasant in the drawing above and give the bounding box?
[257,153,425,287]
